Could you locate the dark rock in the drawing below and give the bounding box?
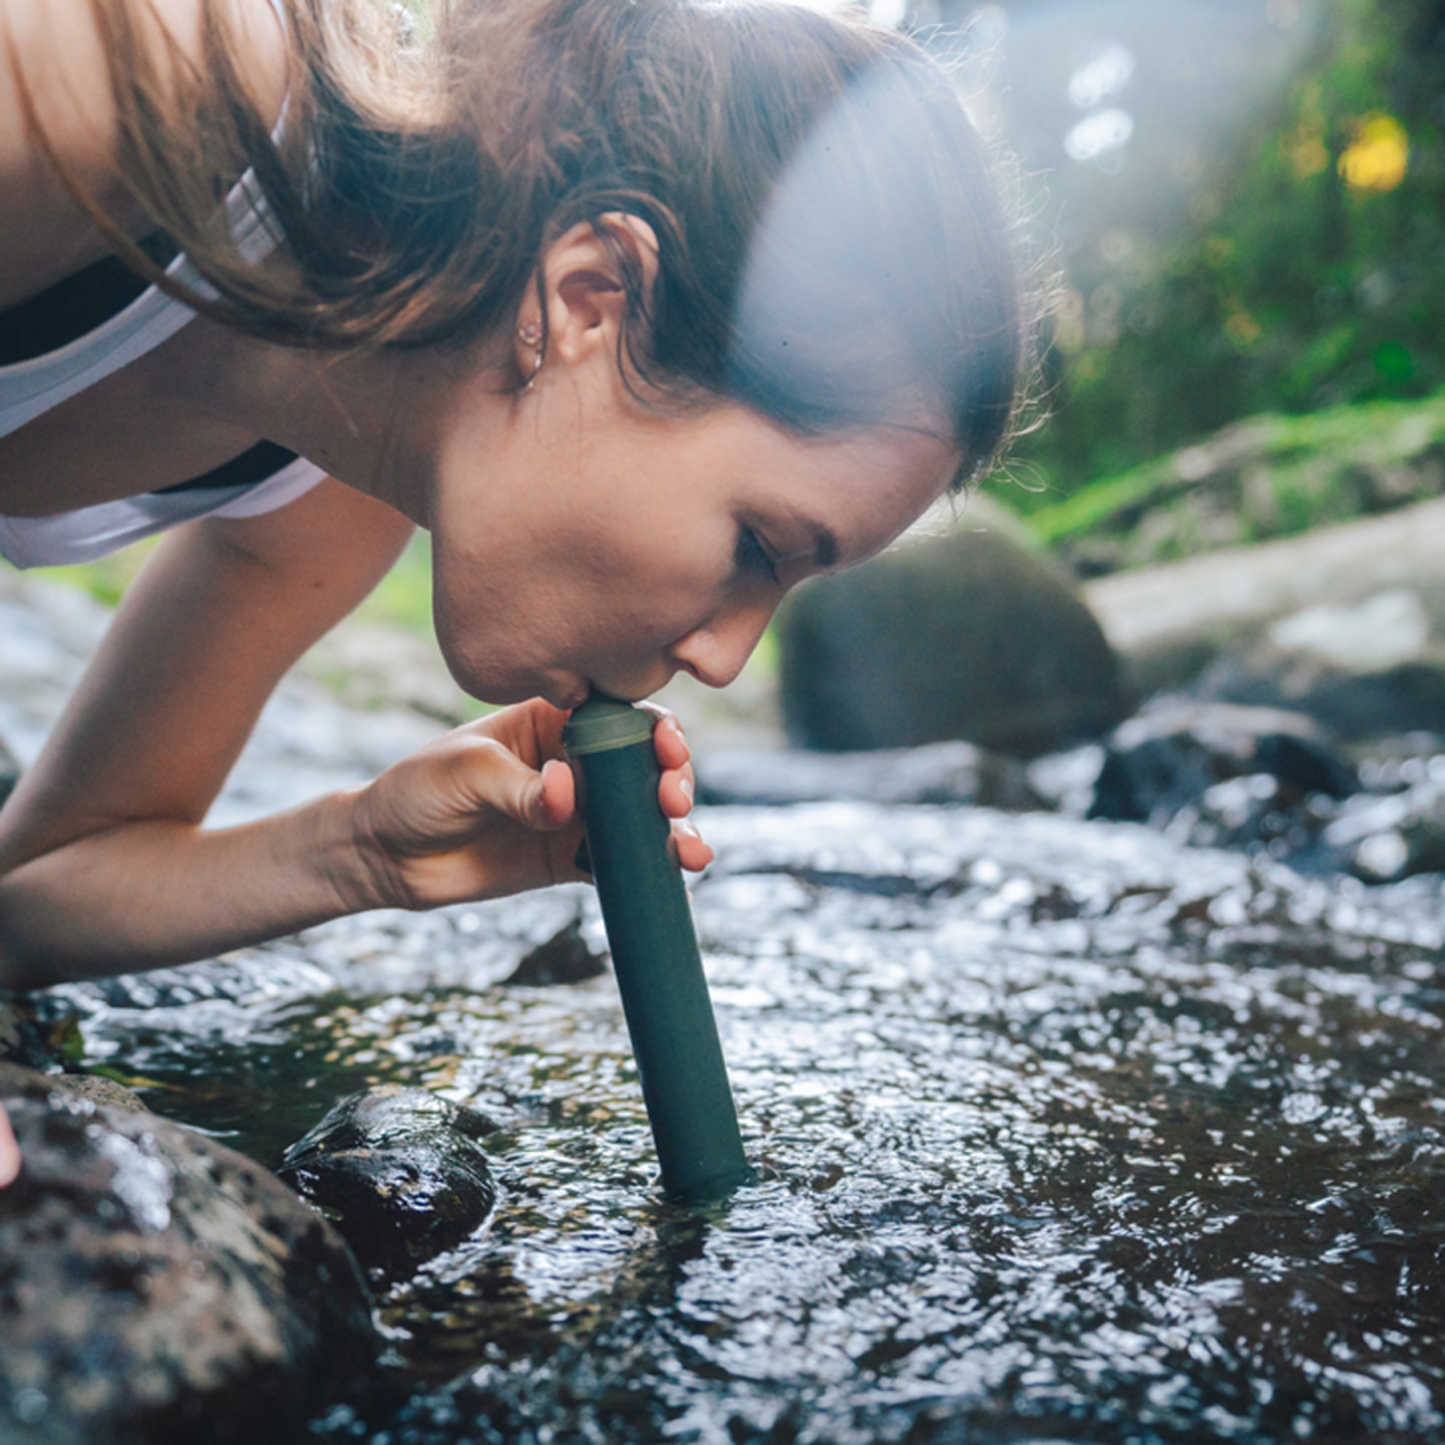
[0,1066,375,1445]
[695,741,1040,810]
[277,1086,498,1283]
[1088,699,1358,825]
[502,919,607,986]
[777,501,1135,758]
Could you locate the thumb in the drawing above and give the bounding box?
[461,741,575,831]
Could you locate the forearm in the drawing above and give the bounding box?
[0,788,380,990]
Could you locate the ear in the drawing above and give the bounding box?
[513,213,660,380]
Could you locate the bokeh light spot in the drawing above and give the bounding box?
[1339,113,1409,193]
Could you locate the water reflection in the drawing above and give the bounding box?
[49,804,1445,1442]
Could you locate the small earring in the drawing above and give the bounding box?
[518,318,544,392]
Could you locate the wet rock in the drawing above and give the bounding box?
[1088,699,1357,827]
[277,1087,498,1283]
[0,1060,149,1115]
[696,741,1039,810]
[501,918,607,986]
[0,1066,375,1445]
[777,500,1134,758]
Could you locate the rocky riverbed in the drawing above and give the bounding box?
[3,568,1444,1443]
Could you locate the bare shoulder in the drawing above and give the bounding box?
[0,0,287,308]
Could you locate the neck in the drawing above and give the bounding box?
[171,321,514,528]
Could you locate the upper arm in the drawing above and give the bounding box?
[0,478,414,865]
[0,0,132,297]
[0,0,287,305]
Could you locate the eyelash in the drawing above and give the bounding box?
[734,525,781,585]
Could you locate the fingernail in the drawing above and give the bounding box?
[679,776,694,805]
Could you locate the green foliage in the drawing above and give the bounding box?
[354,530,434,633]
[1018,388,1445,575]
[1007,0,1445,502]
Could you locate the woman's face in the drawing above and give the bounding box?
[429,386,958,708]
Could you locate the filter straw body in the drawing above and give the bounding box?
[564,697,752,1203]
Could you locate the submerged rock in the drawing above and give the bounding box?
[0,991,69,1072]
[501,918,607,986]
[277,1087,498,1283]
[0,1066,374,1445]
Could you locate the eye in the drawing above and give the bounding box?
[734,524,781,586]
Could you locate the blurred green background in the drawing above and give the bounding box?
[941,0,1445,549]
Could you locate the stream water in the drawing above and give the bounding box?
[5,576,1442,1442]
[43,803,1445,1445]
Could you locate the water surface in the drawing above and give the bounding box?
[53,804,1445,1444]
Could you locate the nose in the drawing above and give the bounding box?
[667,599,776,689]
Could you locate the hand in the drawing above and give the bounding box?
[350,698,712,913]
[0,1103,18,1189]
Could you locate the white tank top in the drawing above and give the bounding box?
[0,0,326,569]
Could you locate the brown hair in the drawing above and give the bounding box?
[28,0,1034,484]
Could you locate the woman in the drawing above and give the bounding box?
[0,0,1028,1179]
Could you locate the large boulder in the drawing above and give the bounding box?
[777,499,1134,757]
[1084,495,1445,729]
[0,1065,375,1445]
[1194,587,1445,740]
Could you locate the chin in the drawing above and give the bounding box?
[434,636,516,706]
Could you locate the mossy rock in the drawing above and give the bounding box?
[1027,393,1445,577]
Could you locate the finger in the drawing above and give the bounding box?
[459,739,574,831]
[535,757,578,829]
[462,698,568,769]
[0,1103,19,1189]
[646,709,691,771]
[658,761,696,819]
[670,818,715,873]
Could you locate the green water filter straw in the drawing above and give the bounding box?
[563,696,753,1204]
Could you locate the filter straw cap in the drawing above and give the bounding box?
[563,696,654,755]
